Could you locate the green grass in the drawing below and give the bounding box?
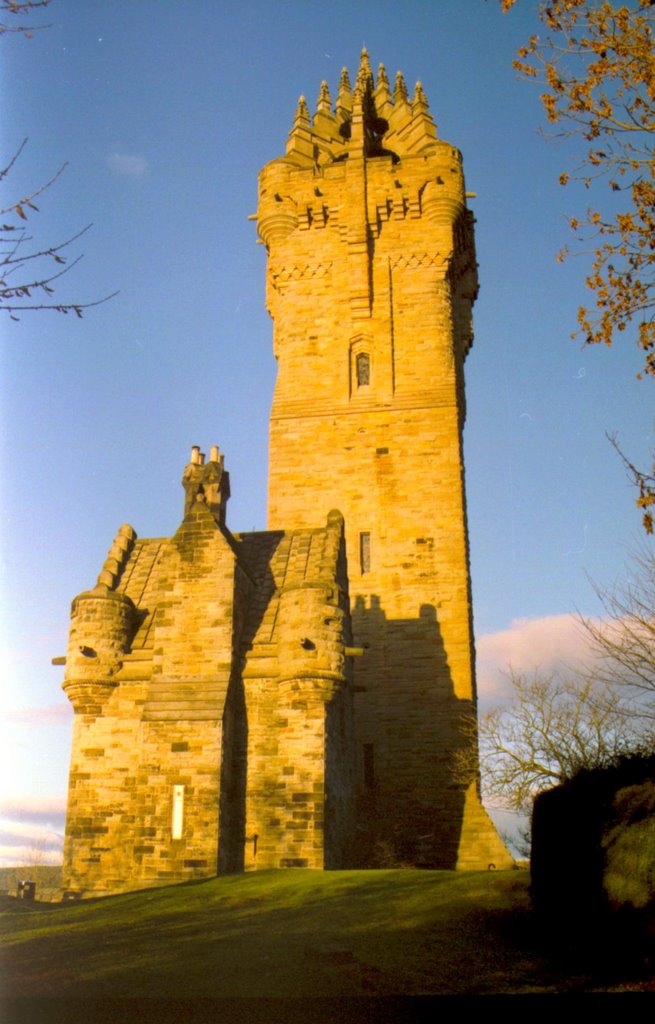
[0,869,648,1002]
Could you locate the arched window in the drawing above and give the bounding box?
[356,352,370,388]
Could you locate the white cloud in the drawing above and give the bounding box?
[107,151,148,176]
[0,797,66,866]
[476,613,602,705]
[0,820,64,867]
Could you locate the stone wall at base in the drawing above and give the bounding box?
[62,499,356,895]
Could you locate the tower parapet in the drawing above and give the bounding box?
[258,49,477,362]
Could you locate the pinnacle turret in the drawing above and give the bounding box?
[374,62,393,119]
[293,95,310,128]
[316,80,332,115]
[412,81,429,114]
[335,66,353,124]
[394,70,408,103]
[356,47,374,92]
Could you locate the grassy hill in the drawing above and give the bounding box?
[1,868,651,1011]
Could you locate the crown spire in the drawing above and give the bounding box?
[282,56,440,168]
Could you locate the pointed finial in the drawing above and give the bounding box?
[374,61,393,118]
[336,66,353,123]
[412,81,429,112]
[357,47,374,91]
[316,80,332,115]
[350,81,365,151]
[293,95,310,127]
[394,70,408,103]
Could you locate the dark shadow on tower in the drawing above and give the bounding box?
[216,530,285,873]
[351,595,476,868]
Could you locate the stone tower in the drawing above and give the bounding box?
[258,50,508,868]
[58,52,510,897]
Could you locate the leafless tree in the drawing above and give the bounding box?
[461,546,655,815]
[1,140,117,320]
[473,670,647,813]
[579,543,655,711]
[2,3,116,319]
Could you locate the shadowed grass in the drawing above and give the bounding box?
[0,869,635,1000]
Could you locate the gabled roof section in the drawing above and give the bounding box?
[235,510,346,652]
[284,49,439,167]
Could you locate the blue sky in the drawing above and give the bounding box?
[1,0,652,864]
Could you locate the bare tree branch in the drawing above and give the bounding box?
[469,669,652,813]
[462,544,655,814]
[0,0,52,37]
[1,140,117,319]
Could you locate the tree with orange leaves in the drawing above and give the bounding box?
[503,0,655,531]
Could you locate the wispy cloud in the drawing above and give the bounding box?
[107,150,148,176]
[0,823,59,847]
[476,613,601,705]
[4,703,72,726]
[0,796,67,821]
[0,797,66,866]
[0,841,63,868]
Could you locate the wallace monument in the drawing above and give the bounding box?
[59,51,511,896]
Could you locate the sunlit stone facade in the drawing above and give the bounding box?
[61,52,511,897]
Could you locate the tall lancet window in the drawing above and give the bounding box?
[356,352,370,388]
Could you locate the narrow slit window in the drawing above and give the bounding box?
[359,531,371,575]
[356,352,370,388]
